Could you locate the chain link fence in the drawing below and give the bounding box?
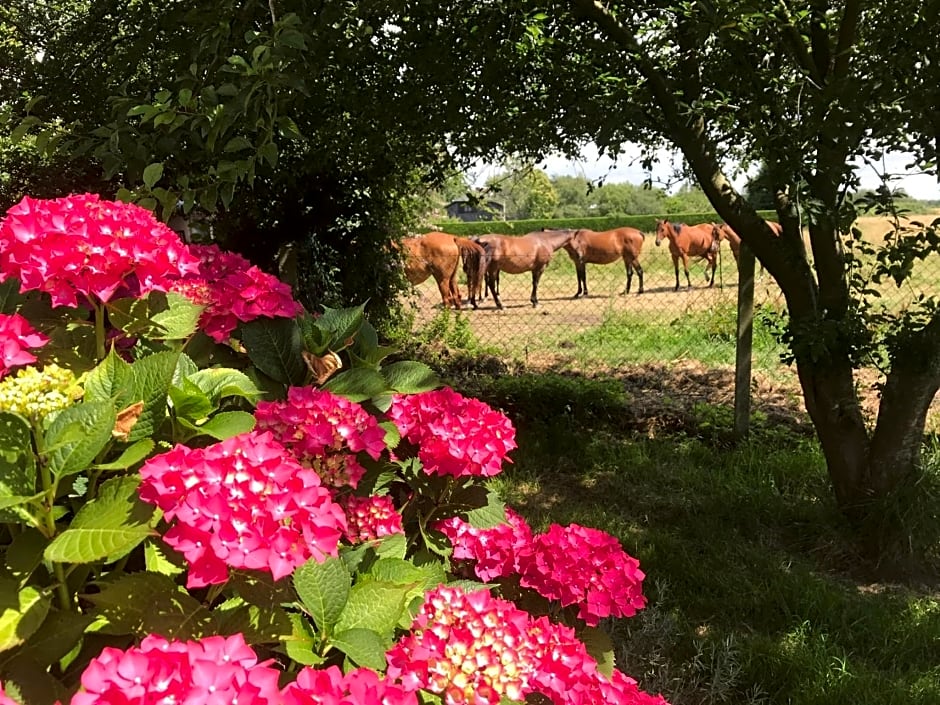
[401,214,939,398]
[403,232,788,374]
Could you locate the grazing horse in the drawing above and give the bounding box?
[654,220,720,290]
[454,237,487,308]
[401,231,464,308]
[713,221,782,277]
[563,227,645,297]
[474,229,574,309]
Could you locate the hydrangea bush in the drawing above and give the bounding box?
[0,195,667,705]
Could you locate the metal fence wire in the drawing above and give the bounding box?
[402,218,934,380]
[403,233,788,374]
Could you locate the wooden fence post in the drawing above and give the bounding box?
[734,242,755,439]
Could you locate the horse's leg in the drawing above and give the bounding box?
[530,267,544,307]
[672,255,680,291]
[622,257,631,295]
[682,253,692,289]
[574,261,587,298]
[634,262,644,294]
[487,269,503,310]
[707,255,716,288]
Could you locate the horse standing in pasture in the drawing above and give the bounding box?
[402,232,486,310]
[713,221,782,278]
[563,227,645,297]
[474,229,575,309]
[654,220,721,290]
[454,237,487,308]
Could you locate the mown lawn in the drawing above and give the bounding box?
[445,370,940,705]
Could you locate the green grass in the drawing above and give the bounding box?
[566,304,785,369]
[449,371,940,705]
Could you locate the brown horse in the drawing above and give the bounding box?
[455,237,486,308]
[474,229,574,309]
[402,231,463,309]
[713,220,782,277]
[654,220,720,290]
[563,227,645,297]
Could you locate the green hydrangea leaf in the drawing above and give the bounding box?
[293,556,351,631]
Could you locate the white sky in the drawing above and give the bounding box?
[471,145,940,201]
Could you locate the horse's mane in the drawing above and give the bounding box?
[671,222,683,233]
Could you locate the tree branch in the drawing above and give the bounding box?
[570,0,817,313]
[832,0,862,80]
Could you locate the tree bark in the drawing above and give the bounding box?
[571,0,938,532]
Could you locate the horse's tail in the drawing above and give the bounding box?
[455,237,486,301]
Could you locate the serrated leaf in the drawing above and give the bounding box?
[186,368,262,403]
[149,292,204,340]
[330,628,390,670]
[169,379,214,422]
[172,353,199,386]
[579,626,616,677]
[374,533,408,560]
[86,573,217,638]
[179,411,255,440]
[240,318,306,385]
[94,439,155,471]
[316,303,366,346]
[128,351,179,441]
[284,612,325,665]
[44,401,116,479]
[229,570,296,608]
[378,421,401,449]
[454,486,507,529]
[2,609,92,668]
[321,368,388,402]
[142,162,164,189]
[44,477,155,564]
[382,361,440,394]
[293,557,351,631]
[334,580,413,637]
[214,597,292,643]
[0,581,50,652]
[5,529,47,583]
[144,540,185,576]
[0,412,37,523]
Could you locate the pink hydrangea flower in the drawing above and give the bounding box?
[138,431,346,588]
[0,194,200,308]
[179,244,303,342]
[0,312,48,378]
[435,507,533,582]
[388,388,516,478]
[0,682,18,705]
[255,387,387,489]
[386,586,540,705]
[282,665,418,705]
[526,616,667,705]
[70,633,282,705]
[343,495,405,543]
[388,585,668,705]
[516,524,647,626]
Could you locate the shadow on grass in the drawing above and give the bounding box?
[452,369,940,705]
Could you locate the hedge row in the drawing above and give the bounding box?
[428,212,777,237]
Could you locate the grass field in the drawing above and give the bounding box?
[440,369,940,705]
[395,214,940,704]
[402,213,940,375]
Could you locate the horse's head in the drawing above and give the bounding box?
[654,220,670,246]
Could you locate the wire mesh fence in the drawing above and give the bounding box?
[401,214,940,381]
[402,233,790,375]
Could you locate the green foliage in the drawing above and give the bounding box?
[463,370,940,705]
[432,211,776,237]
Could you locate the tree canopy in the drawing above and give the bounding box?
[3,0,940,552]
